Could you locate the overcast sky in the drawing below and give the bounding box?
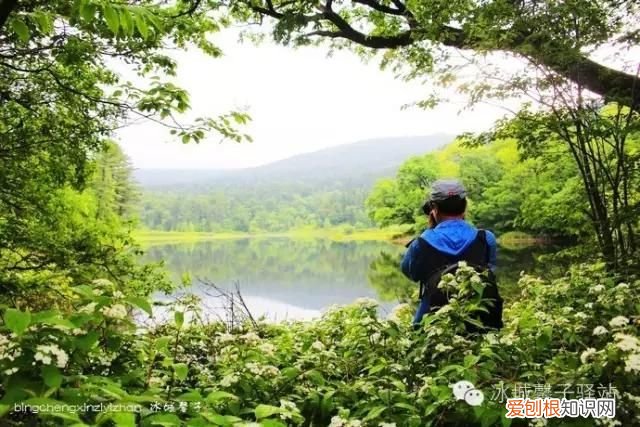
[116,30,513,170]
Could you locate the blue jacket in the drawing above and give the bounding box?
[401,219,497,324]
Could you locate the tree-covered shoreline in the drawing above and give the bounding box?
[1,0,639,425]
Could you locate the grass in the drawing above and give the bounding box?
[133,226,407,246]
[134,227,548,248]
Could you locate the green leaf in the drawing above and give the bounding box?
[201,413,242,426]
[174,311,184,328]
[80,2,98,22]
[135,14,149,39]
[103,4,120,35]
[109,412,136,427]
[207,390,238,403]
[11,19,30,42]
[363,405,387,421]
[394,402,416,411]
[74,331,100,351]
[255,404,281,419]
[174,363,188,381]
[32,12,53,34]
[126,296,152,316]
[146,413,182,426]
[155,336,172,351]
[41,365,62,389]
[206,391,237,403]
[120,8,135,36]
[305,369,324,385]
[368,363,386,374]
[32,311,76,329]
[177,390,202,401]
[391,379,407,391]
[261,420,287,427]
[5,308,31,335]
[280,366,300,380]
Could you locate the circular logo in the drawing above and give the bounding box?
[451,380,475,400]
[464,388,485,406]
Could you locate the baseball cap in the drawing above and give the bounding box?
[428,179,467,202]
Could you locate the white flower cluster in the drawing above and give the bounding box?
[575,312,588,320]
[245,362,279,377]
[609,316,629,329]
[0,334,22,362]
[34,344,68,368]
[216,333,235,344]
[329,416,363,427]
[624,353,640,373]
[470,274,483,285]
[590,284,606,294]
[580,348,597,364]
[94,351,117,366]
[278,400,298,420]
[485,333,499,345]
[100,304,128,319]
[561,306,574,314]
[4,367,19,375]
[311,341,325,352]
[219,373,239,387]
[258,342,276,356]
[438,274,458,290]
[360,317,375,327]
[387,303,411,323]
[593,326,608,336]
[280,399,297,411]
[92,278,114,288]
[112,290,125,299]
[79,302,97,314]
[614,333,639,352]
[240,332,261,345]
[612,332,640,373]
[379,423,397,427]
[354,297,378,308]
[453,335,470,346]
[435,343,453,353]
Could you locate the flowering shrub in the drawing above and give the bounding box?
[0,265,638,426]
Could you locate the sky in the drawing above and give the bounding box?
[116,30,514,170]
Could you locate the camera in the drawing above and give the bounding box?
[422,200,434,215]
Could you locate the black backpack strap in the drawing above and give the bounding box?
[476,229,490,266]
[415,237,454,300]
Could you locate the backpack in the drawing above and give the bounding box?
[416,230,503,332]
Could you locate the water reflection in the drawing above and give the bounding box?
[144,237,562,320]
[145,238,402,319]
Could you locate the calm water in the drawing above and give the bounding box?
[144,238,561,321]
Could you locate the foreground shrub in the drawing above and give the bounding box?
[0,264,638,426]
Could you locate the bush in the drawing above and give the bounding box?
[0,265,638,426]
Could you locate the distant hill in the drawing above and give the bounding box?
[135,134,454,232]
[134,134,453,190]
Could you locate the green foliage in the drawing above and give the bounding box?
[1,265,638,425]
[140,185,374,233]
[1,0,247,303]
[366,138,589,237]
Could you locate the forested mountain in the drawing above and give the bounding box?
[136,135,453,231]
[134,135,451,189]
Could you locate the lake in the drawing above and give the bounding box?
[144,237,561,322]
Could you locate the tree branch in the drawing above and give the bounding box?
[322,9,413,48]
[353,0,403,15]
[172,0,203,18]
